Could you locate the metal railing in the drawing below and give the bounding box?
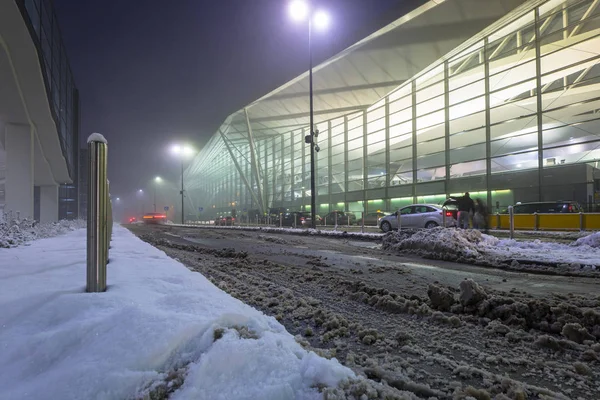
[86,133,111,293]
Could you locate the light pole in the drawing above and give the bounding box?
[171,144,196,224]
[289,0,329,228]
[153,176,162,212]
[137,189,144,216]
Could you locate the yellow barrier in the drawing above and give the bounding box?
[488,213,600,231]
[584,214,600,230]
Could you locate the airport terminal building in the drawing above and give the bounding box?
[185,0,600,221]
[0,0,79,222]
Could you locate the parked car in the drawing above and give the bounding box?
[378,204,456,232]
[128,217,137,224]
[322,211,357,225]
[142,212,167,224]
[278,211,310,227]
[301,214,323,227]
[441,199,460,221]
[506,201,583,214]
[363,211,391,226]
[219,216,236,226]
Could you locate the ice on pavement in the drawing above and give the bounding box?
[383,227,600,270]
[0,226,353,399]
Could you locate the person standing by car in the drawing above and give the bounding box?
[473,198,489,233]
[456,192,475,229]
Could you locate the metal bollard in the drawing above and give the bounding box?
[496,213,500,230]
[87,133,108,293]
[347,215,350,227]
[334,213,338,231]
[324,217,327,226]
[534,212,538,231]
[294,213,297,228]
[580,212,584,231]
[279,213,282,228]
[361,211,365,233]
[442,207,446,227]
[397,211,401,231]
[508,205,514,239]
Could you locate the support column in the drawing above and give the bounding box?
[40,185,58,223]
[5,123,34,219]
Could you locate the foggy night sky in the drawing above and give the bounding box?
[53,0,404,198]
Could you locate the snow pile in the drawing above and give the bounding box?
[0,217,86,248]
[572,231,600,248]
[381,227,499,260]
[180,223,383,240]
[0,226,354,399]
[382,227,600,272]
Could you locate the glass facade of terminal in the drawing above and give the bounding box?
[18,0,79,180]
[186,0,600,219]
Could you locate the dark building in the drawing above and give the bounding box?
[78,148,88,219]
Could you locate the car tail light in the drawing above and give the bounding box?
[568,204,573,212]
[300,217,305,221]
[232,218,235,221]
[445,211,453,217]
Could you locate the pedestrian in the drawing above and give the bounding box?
[456,192,475,229]
[474,198,489,234]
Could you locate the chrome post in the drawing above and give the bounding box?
[397,211,402,231]
[442,206,446,227]
[508,205,514,239]
[534,212,538,231]
[87,134,108,293]
[361,211,364,233]
[334,212,338,231]
[580,211,584,232]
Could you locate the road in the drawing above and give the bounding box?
[127,223,600,400]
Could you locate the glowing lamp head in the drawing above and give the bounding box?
[289,0,309,21]
[313,10,329,30]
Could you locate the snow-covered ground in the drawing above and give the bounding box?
[0,216,85,248]
[382,228,600,273]
[0,226,353,399]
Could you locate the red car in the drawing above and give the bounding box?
[143,212,167,224]
[128,217,137,223]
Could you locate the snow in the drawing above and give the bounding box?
[0,216,86,248]
[0,226,354,399]
[382,227,600,271]
[572,231,600,248]
[87,132,107,144]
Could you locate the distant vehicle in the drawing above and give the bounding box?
[220,216,235,226]
[279,211,310,227]
[505,201,583,214]
[142,212,166,224]
[322,211,357,225]
[128,217,137,224]
[378,204,456,232]
[301,214,323,227]
[363,211,391,226]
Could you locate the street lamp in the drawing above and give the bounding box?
[153,176,162,212]
[288,0,329,229]
[171,144,196,224]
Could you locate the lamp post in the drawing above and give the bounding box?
[289,0,329,229]
[153,176,162,212]
[171,144,196,224]
[137,189,144,217]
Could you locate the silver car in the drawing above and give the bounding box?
[378,204,456,232]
